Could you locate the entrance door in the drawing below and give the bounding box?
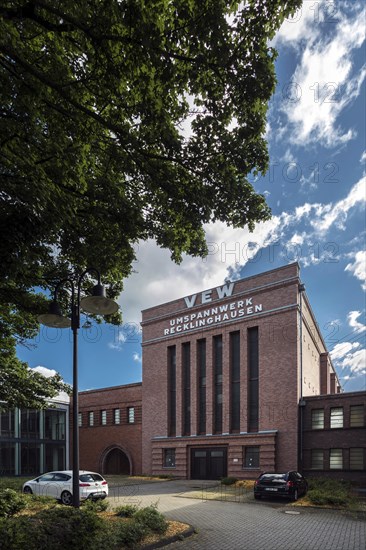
[104,448,130,474]
[191,447,227,480]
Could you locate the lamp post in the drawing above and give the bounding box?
[38,268,118,507]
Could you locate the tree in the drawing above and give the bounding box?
[0,0,302,407]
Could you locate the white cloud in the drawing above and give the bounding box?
[30,366,69,403]
[330,341,360,362]
[280,5,366,147]
[360,151,366,163]
[345,250,366,290]
[272,3,319,46]
[32,365,57,378]
[338,348,366,373]
[108,331,127,351]
[347,310,366,333]
[133,352,142,363]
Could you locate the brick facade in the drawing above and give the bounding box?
[302,391,366,482]
[141,263,341,479]
[75,383,142,475]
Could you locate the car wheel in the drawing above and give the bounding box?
[61,490,73,506]
[292,489,298,502]
[23,486,33,495]
[254,495,261,500]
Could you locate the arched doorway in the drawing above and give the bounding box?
[104,448,131,475]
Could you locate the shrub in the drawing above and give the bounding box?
[221,477,238,486]
[307,477,352,507]
[0,516,35,550]
[134,505,168,534]
[0,489,27,518]
[33,506,106,550]
[113,519,148,548]
[114,504,139,517]
[82,497,109,512]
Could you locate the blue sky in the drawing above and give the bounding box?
[18,0,365,394]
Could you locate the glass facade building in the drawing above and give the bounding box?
[0,402,69,476]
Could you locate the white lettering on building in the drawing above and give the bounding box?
[183,282,234,308]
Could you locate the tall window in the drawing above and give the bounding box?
[350,448,364,470]
[248,327,259,432]
[0,411,14,437]
[213,335,223,434]
[329,449,343,469]
[197,339,206,434]
[78,413,82,427]
[20,410,40,438]
[182,343,191,436]
[114,409,120,425]
[101,410,107,426]
[330,407,343,428]
[311,449,324,469]
[88,412,94,427]
[350,405,364,427]
[243,446,260,468]
[230,332,240,432]
[311,409,324,429]
[127,407,135,424]
[168,346,176,436]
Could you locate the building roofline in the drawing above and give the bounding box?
[79,382,142,395]
[303,390,366,401]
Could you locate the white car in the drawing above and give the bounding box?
[22,470,109,505]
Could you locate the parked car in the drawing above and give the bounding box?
[254,471,307,501]
[22,470,108,505]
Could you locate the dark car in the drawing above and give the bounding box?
[254,471,308,501]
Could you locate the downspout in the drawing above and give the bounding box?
[298,283,306,472]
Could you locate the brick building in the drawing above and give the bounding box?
[141,263,345,479]
[77,383,142,475]
[302,391,366,483]
[71,262,365,482]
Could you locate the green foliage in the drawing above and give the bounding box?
[114,504,139,517]
[134,504,168,534]
[0,489,27,518]
[31,507,106,550]
[0,0,301,407]
[0,516,31,550]
[112,519,148,548]
[82,497,109,512]
[307,478,352,507]
[221,477,238,485]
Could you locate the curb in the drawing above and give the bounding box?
[142,526,195,549]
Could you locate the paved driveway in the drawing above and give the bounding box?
[108,480,366,550]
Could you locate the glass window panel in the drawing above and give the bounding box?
[163,448,176,468]
[329,449,343,469]
[330,408,343,428]
[244,446,260,468]
[350,448,364,470]
[101,410,107,425]
[350,405,364,427]
[311,449,324,469]
[88,412,94,426]
[78,413,82,427]
[128,407,135,424]
[114,409,120,425]
[311,409,324,429]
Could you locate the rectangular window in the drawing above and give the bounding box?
[163,448,176,468]
[230,332,240,432]
[197,339,206,434]
[311,449,324,469]
[330,407,343,428]
[78,413,82,427]
[88,412,94,427]
[20,410,40,438]
[243,446,260,468]
[127,407,135,424]
[114,409,120,425]
[0,411,14,437]
[350,405,364,427]
[311,409,324,430]
[248,327,259,432]
[329,449,343,469]
[101,410,107,426]
[167,346,176,436]
[350,448,364,470]
[213,335,223,434]
[182,343,191,436]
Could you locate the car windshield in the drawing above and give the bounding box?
[79,473,104,483]
[261,474,287,481]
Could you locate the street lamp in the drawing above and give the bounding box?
[38,268,118,507]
